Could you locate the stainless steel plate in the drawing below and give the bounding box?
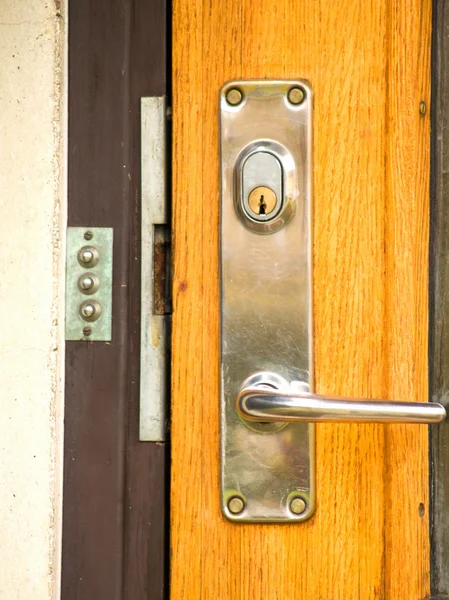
[139,97,168,442]
[220,80,314,522]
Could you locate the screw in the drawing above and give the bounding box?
[226,88,243,106]
[289,496,307,515]
[84,230,93,241]
[227,496,245,515]
[287,87,305,106]
[419,100,426,117]
[83,327,92,337]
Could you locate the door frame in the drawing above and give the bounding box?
[430,2,449,598]
[61,1,169,598]
[61,0,449,598]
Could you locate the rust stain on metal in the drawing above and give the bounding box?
[153,225,167,315]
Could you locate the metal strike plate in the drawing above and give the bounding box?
[140,97,169,442]
[65,227,113,341]
[220,80,314,522]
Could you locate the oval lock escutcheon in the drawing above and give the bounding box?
[242,151,283,222]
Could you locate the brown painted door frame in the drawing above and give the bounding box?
[430,3,449,598]
[61,1,169,598]
[61,0,449,598]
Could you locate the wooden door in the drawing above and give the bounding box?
[171,1,432,598]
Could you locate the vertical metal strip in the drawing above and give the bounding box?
[219,81,314,522]
[140,97,167,441]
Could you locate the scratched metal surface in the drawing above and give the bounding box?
[220,81,314,522]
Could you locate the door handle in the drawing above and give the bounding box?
[219,80,445,523]
[237,372,446,424]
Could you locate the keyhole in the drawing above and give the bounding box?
[247,186,278,218]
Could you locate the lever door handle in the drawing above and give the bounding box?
[237,372,446,424]
[219,80,445,522]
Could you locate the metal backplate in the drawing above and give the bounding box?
[65,227,113,341]
[220,80,314,522]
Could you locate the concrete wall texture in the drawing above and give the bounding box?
[0,1,66,598]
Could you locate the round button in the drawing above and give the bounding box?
[80,276,94,290]
[78,272,100,295]
[77,246,99,268]
[248,186,278,217]
[81,303,95,318]
[80,250,94,263]
[79,300,102,322]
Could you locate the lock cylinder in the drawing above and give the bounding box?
[241,150,283,222]
[233,139,296,234]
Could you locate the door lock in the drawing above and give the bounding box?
[247,185,277,217]
[219,80,446,524]
[239,149,283,225]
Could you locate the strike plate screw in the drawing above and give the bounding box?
[227,496,245,515]
[289,496,307,515]
[84,230,93,240]
[226,88,243,106]
[83,327,92,337]
[287,87,305,105]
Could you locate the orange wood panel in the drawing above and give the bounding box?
[171,2,431,598]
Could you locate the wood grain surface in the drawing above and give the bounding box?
[171,1,432,598]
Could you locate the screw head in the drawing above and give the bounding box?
[419,100,426,117]
[287,87,305,106]
[227,496,245,515]
[83,326,92,337]
[289,496,307,515]
[84,230,93,240]
[226,88,243,106]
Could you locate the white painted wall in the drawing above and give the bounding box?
[0,1,66,598]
